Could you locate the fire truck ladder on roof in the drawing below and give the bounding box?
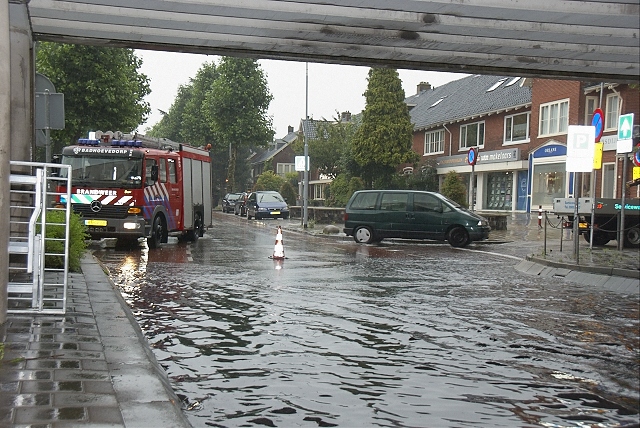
[8,161,72,314]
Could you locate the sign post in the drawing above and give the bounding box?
[616,113,634,250]
[566,125,596,260]
[467,147,478,211]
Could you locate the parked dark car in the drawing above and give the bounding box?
[222,193,243,213]
[343,190,490,247]
[234,192,249,216]
[246,191,289,220]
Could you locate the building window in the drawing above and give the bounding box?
[424,130,445,155]
[276,163,295,177]
[313,184,327,200]
[504,112,530,144]
[585,96,598,125]
[539,99,569,137]
[604,93,620,131]
[460,121,485,150]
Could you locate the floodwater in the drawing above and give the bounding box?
[94,218,639,428]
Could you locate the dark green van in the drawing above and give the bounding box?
[343,190,490,247]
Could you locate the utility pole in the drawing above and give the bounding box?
[303,63,309,228]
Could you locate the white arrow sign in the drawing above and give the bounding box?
[617,113,635,154]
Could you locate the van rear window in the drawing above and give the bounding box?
[350,193,378,210]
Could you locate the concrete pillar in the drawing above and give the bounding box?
[1,1,33,321]
[0,0,10,323]
[10,0,32,162]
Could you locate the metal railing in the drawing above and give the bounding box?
[8,161,72,314]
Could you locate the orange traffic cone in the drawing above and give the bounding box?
[271,226,285,260]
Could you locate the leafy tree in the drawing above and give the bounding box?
[147,84,193,142]
[35,43,150,155]
[180,62,219,147]
[254,171,285,191]
[205,57,274,191]
[351,68,418,188]
[441,171,468,207]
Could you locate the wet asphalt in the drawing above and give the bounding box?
[0,211,638,427]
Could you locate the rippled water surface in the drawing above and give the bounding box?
[95,218,639,428]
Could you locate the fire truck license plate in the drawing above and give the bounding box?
[271,211,280,215]
[85,219,107,226]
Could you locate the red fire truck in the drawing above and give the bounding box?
[58,132,212,248]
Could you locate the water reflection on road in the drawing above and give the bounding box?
[94,219,639,428]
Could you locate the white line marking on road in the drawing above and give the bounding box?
[457,247,522,260]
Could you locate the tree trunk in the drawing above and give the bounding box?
[226,144,237,192]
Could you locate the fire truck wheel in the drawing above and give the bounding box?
[624,226,640,247]
[186,212,203,242]
[148,216,164,249]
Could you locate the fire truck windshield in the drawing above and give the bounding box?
[61,155,143,189]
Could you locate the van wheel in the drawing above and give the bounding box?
[448,226,470,248]
[354,226,374,244]
[148,216,164,249]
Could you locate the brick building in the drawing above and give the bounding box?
[407,76,639,213]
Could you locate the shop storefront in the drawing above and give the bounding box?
[437,147,528,212]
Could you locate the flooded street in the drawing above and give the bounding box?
[94,216,639,428]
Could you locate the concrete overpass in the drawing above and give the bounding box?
[1,0,639,320]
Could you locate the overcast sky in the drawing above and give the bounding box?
[135,49,467,139]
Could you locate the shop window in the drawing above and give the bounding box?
[539,99,569,136]
[424,129,444,155]
[504,112,530,144]
[486,173,513,210]
[531,163,566,206]
[460,121,485,150]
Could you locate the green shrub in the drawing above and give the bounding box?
[38,210,89,272]
[441,171,468,207]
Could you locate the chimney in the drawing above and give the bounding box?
[288,125,294,134]
[341,111,352,122]
[417,82,431,94]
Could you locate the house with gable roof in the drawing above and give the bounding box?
[249,125,298,186]
[407,75,532,212]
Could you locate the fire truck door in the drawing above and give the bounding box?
[165,158,183,228]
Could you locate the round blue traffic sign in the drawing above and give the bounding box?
[591,108,604,141]
[467,147,477,166]
[633,145,640,167]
